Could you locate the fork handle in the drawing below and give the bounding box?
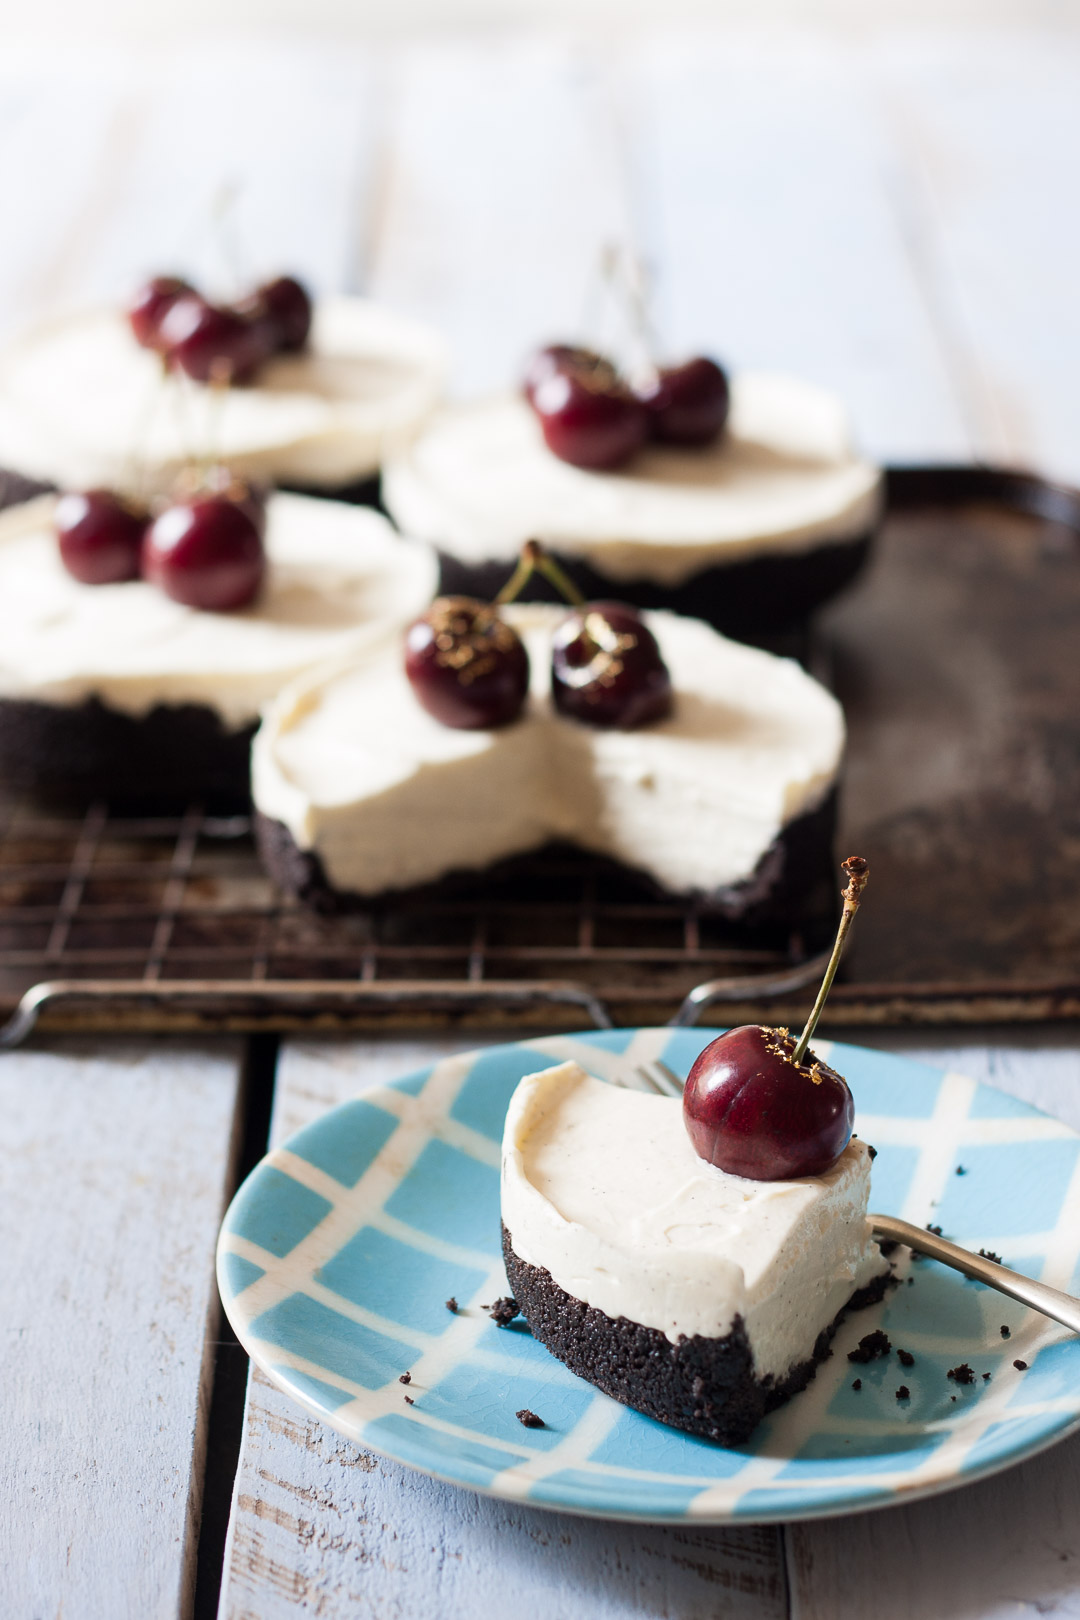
[871,1213,1080,1336]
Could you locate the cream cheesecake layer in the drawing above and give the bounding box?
[501,1060,885,1378]
[253,602,844,898]
[0,298,446,493]
[0,494,437,728]
[383,373,883,587]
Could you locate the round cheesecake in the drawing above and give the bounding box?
[0,298,446,498]
[0,492,437,804]
[501,1059,890,1445]
[253,601,845,924]
[383,373,882,640]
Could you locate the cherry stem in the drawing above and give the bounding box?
[791,856,869,1066]
[495,539,585,608]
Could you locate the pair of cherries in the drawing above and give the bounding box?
[55,483,265,611]
[128,273,313,384]
[405,583,672,733]
[523,343,729,470]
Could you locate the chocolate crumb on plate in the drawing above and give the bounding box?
[897,1348,915,1367]
[947,1363,976,1385]
[486,1296,521,1327]
[1014,1359,1029,1371]
[516,1408,545,1429]
[852,1379,862,1391]
[878,1239,899,1258]
[445,1297,459,1314]
[983,1372,992,1381]
[399,1372,412,1385]
[956,1165,967,1176]
[926,1224,943,1237]
[907,1277,915,1286]
[979,1248,1003,1265]
[404,1394,414,1405]
[867,1145,878,1161]
[1000,1324,1011,1338]
[896,1385,910,1400]
[848,1330,891,1364]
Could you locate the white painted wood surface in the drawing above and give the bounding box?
[0,1039,242,1620]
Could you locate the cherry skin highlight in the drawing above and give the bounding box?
[683,1024,854,1180]
[141,496,265,611]
[127,276,196,351]
[522,344,613,406]
[405,598,529,729]
[54,489,147,585]
[551,601,672,728]
[531,368,648,470]
[637,357,729,446]
[158,295,270,384]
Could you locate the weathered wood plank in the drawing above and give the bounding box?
[0,1038,243,1620]
[217,1036,790,1620]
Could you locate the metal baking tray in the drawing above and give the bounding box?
[1,464,1078,1042]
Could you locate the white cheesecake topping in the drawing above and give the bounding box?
[383,372,883,587]
[253,602,844,898]
[501,1060,885,1377]
[0,298,446,494]
[0,493,437,728]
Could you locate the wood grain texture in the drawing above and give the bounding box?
[0,1038,243,1620]
[217,1036,790,1620]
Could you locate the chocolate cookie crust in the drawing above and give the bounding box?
[502,1224,892,1446]
[436,531,874,646]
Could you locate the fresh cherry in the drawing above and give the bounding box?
[522,344,611,406]
[637,357,730,446]
[405,598,529,729]
[531,368,648,470]
[158,295,270,384]
[141,495,264,611]
[246,275,313,351]
[551,602,672,728]
[683,1025,854,1180]
[681,857,870,1181]
[127,276,196,351]
[54,489,147,585]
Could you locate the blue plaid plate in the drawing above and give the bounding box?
[217,1029,1080,1523]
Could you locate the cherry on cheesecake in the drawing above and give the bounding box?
[128,276,197,352]
[551,601,672,728]
[142,493,265,611]
[158,295,270,385]
[405,598,530,730]
[522,344,608,406]
[637,357,730,446]
[683,856,869,1180]
[530,363,648,470]
[54,489,147,585]
[241,275,313,352]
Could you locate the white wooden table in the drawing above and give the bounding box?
[2,22,1080,1619]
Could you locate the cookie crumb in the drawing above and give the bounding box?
[399,1372,411,1385]
[852,1379,862,1391]
[978,1248,1002,1266]
[867,1144,878,1161]
[445,1297,459,1314]
[907,1276,915,1286]
[1013,1359,1029,1372]
[1000,1324,1011,1338]
[516,1408,544,1429]
[926,1223,943,1237]
[951,1395,956,1402]
[848,1330,891,1364]
[896,1385,910,1401]
[982,1372,992,1381]
[897,1348,915,1368]
[486,1296,520,1328]
[878,1239,899,1257]
[947,1363,975,1385]
[404,1395,414,1405]
[955,1165,967,1176]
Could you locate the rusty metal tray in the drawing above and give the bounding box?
[2,464,1078,1042]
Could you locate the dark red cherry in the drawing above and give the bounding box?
[247,276,313,352]
[638,357,730,446]
[202,467,269,538]
[142,495,264,611]
[127,277,196,351]
[405,598,529,729]
[683,1025,854,1181]
[158,295,270,384]
[522,344,612,406]
[551,601,672,728]
[54,489,147,585]
[531,368,648,470]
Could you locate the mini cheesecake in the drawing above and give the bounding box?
[501,1060,890,1445]
[0,493,436,804]
[0,299,445,499]
[383,373,882,641]
[253,602,844,927]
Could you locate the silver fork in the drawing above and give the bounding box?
[615,1060,1080,1337]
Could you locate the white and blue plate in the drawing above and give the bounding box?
[217,1029,1080,1523]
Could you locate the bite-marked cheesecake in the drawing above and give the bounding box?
[0,299,446,498]
[253,601,844,924]
[383,373,882,640]
[501,1059,889,1444]
[0,493,436,804]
